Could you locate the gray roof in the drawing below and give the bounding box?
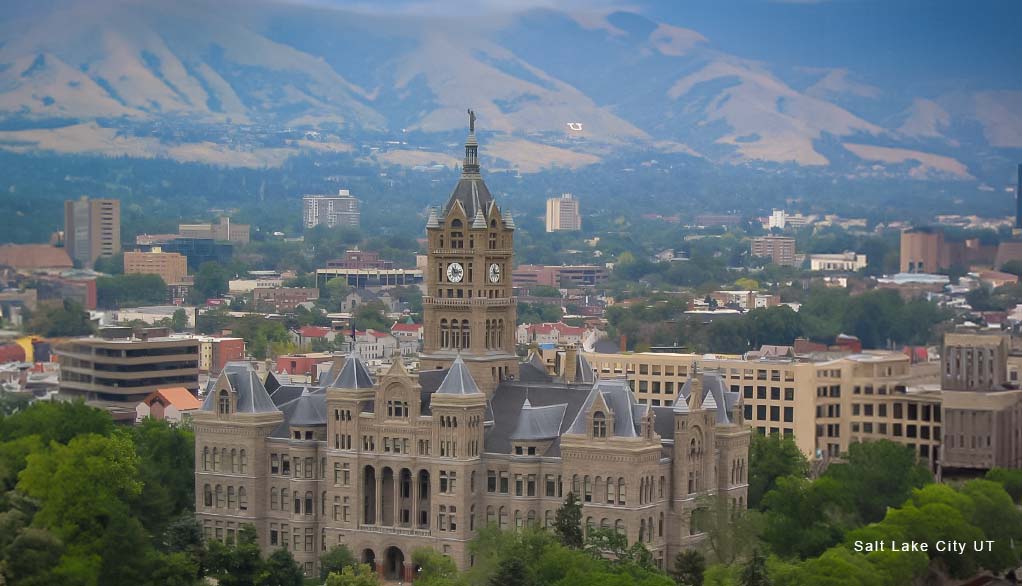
[484,381,592,456]
[201,362,278,414]
[289,388,327,426]
[519,353,552,383]
[435,354,482,395]
[510,399,568,441]
[676,372,737,424]
[592,339,620,354]
[572,352,596,384]
[566,378,639,438]
[332,353,374,389]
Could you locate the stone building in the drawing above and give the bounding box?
[193,116,751,580]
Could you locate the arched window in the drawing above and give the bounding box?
[527,510,536,528]
[218,390,230,415]
[461,320,470,348]
[618,478,626,505]
[202,447,210,471]
[470,505,476,531]
[305,491,314,516]
[212,448,220,471]
[487,506,495,525]
[606,477,614,503]
[230,449,237,473]
[485,320,491,349]
[583,476,592,502]
[545,510,553,527]
[499,507,508,528]
[240,450,248,474]
[440,319,449,348]
[282,489,290,512]
[615,519,625,535]
[215,485,224,508]
[239,487,248,511]
[600,518,609,529]
[514,510,522,530]
[592,412,607,438]
[658,512,664,537]
[639,519,646,543]
[451,320,461,349]
[659,476,665,499]
[203,484,212,507]
[227,486,236,509]
[271,487,279,510]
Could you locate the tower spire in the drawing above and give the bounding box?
[463,108,480,178]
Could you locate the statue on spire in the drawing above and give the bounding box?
[467,108,476,133]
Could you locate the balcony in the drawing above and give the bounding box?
[357,524,431,537]
[430,248,512,256]
[422,297,516,308]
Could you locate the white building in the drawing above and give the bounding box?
[303,190,360,229]
[114,306,196,329]
[809,252,868,272]
[545,193,582,232]
[766,209,813,231]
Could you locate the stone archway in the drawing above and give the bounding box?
[362,548,376,567]
[383,546,404,581]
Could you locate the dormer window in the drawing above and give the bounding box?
[593,411,607,438]
[218,390,230,415]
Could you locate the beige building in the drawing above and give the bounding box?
[179,217,251,244]
[938,332,1022,473]
[55,333,200,402]
[900,228,944,273]
[124,250,188,285]
[584,350,942,467]
[751,236,797,267]
[809,252,867,272]
[65,196,120,267]
[193,118,751,580]
[545,193,581,232]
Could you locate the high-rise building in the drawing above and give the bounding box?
[545,193,581,232]
[303,190,360,229]
[64,196,120,267]
[193,114,752,579]
[124,249,188,285]
[751,236,797,267]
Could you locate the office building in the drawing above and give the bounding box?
[751,236,797,267]
[55,331,200,402]
[179,217,251,245]
[545,193,582,232]
[304,190,360,229]
[194,115,751,579]
[65,196,120,267]
[124,250,188,285]
[137,237,233,270]
[809,252,868,272]
[584,349,942,466]
[252,287,320,312]
[512,265,608,289]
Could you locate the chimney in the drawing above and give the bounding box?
[564,346,578,382]
[619,335,627,352]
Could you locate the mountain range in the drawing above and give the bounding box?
[0,0,1019,186]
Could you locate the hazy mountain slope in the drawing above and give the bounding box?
[0,0,1016,182]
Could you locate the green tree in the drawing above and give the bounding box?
[320,277,351,311]
[206,524,263,586]
[739,550,771,586]
[354,301,390,332]
[412,548,465,586]
[324,563,379,586]
[553,492,584,549]
[143,551,202,586]
[190,261,232,303]
[320,545,357,581]
[258,548,304,586]
[489,557,531,586]
[824,440,931,524]
[670,550,706,586]
[693,496,762,565]
[96,273,167,308]
[2,527,64,586]
[748,434,809,509]
[130,418,196,538]
[25,299,95,337]
[986,467,1022,502]
[93,252,125,275]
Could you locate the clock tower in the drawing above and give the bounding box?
[420,110,518,394]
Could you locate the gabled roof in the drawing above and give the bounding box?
[201,362,278,413]
[145,387,201,411]
[566,378,639,438]
[435,354,482,395]
[296,326,331,338]
[571,352,596,384]
[676,371,736,425]
[332,353,374,390]
[391,322,423,333]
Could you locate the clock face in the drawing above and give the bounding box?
[488,263,501,283]
[446,262,464,283]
